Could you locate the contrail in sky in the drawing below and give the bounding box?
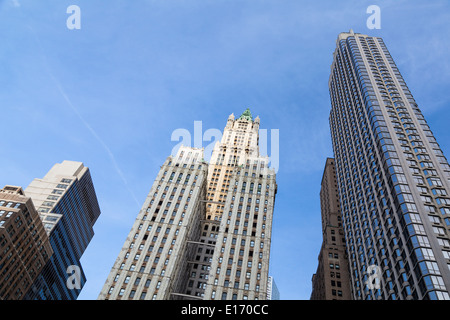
[24,22,141,209]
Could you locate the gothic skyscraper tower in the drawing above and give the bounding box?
[99,109,277,300]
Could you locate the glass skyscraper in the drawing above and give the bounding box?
[23,161,101,299]
[329,30,450,300]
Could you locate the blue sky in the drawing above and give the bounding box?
[1,0,450,300]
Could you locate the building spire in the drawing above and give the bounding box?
[238,108,253,121]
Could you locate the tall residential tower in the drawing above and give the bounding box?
[99,109,277,300]
[329,30,450,300]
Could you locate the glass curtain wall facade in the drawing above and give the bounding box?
[23,161,101,300]
[329,30,450,300]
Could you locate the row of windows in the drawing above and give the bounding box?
[108,278,158,300]
[0,201,20,209]
[0,205,50,300]
[107,166,206,299]
[211,291,255,300]
[330,35,450,300]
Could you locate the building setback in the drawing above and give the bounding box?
[311,158,352,300]
[98,109,277,300]
[200,110,277,300]
[329,30,450,300]
[26,161,101,299]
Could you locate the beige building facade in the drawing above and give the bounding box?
[99,109,277,300]
[311,158,352,300]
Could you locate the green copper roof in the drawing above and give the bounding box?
[238,108,253,121]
